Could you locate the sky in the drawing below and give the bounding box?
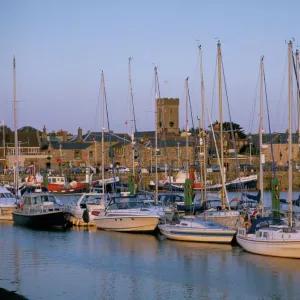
[0,0,300,136]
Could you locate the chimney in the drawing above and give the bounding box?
[78,127,83,141]
[42,125,47,140]
[63,131,67,142]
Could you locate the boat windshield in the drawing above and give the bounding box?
[0,193,15,198]
[108,197,147,210]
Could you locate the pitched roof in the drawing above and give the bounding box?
[50,142,92,150]
[80,132,130,143]
[18,126,42,135]
[248,132,299,148]
[0,131,40,147]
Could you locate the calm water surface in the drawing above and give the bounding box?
[0,193,300,299]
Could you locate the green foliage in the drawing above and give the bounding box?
[210,121,247,139]
[0,125,12,133]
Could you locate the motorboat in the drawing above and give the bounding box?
[64,192,106,222]
[12,192,71,229]
[158,217,236,244]
[0,186,17,220]
[93,195,160,232]
[236,217,300,258]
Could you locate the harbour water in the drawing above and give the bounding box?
[0,193,300,299]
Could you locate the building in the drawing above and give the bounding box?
[157,98,180,136]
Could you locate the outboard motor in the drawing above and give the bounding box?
[82,209,90,223]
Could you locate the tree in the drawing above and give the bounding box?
[210,121,247,139]
[0,125,12,133]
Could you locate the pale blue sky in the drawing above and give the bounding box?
[0,0,299,135]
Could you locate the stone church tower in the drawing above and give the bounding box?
[156,98,179,135]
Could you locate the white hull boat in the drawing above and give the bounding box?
[64,193,105,222]
[93,194,160,232]
[237,226,300,259]
[94,215,159,232]
[159,218,236,244]
[0,186,17,221]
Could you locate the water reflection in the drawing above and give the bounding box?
[1,218,300,299]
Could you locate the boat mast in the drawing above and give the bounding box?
[185,77,189,178]
[128,57,135,177]
[288,41,293,227]
[259,57,264,215]
[13,56,19,196]
[217,41,225,208]
[101,71,105,206]
[154,66,158,204]
[296,50,300,155]
[199,45,207,203]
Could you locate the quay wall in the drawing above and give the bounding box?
[1,171,300,191]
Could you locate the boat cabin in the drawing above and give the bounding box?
[107,195,149,210]
[22,193,61,206]
[246,217,286,234]
[48,176,66,185]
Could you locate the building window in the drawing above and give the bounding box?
[28,148,38,154]
[153,149,161,156]
[74,151,81,160]
[89,151,93,159]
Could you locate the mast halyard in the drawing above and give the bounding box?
[199,45,207,203]
[185,77,190,178]
[101,71,105,206]
[288,41,293,227]
[259,57,264,216]
[296,50,300,157]
[13,56,19,197]
[217,41,225,208]
[154,66,158,204]
[128,57,135,177]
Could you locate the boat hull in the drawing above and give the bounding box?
[159,225,235,243]
[237,235,300,258]
[0,207,16,221]
[12,211,71,229]
[94,215,159,232]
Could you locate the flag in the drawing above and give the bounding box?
[230,196,239,203]
[0,120,4,126]
[124,121,128,125]
[252,208,258,218]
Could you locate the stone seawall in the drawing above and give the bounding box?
[1,171,299,191]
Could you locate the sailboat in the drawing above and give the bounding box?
[237,41,300,259]
[196,42,240,229]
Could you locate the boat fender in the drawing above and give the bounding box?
[82,209,90,223]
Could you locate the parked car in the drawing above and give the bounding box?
[108,166,130,173]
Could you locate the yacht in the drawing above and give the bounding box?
[13,192,71,229]
[64,192,105,222]
[159,217,236,244]
[0,186,17,220]
[93,195,160,232]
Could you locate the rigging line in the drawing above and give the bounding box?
[156,70,173,190]
[292,53,300,142]
[94,79,102,131]
[221,54,243,196]
[248,65,260,134]
[188,87,198,167]
[211,53,218,121]
[277,53,288,132]
[263,67,276,179]
[104,86,117,193]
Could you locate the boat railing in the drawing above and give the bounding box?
[23,205,63,214]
